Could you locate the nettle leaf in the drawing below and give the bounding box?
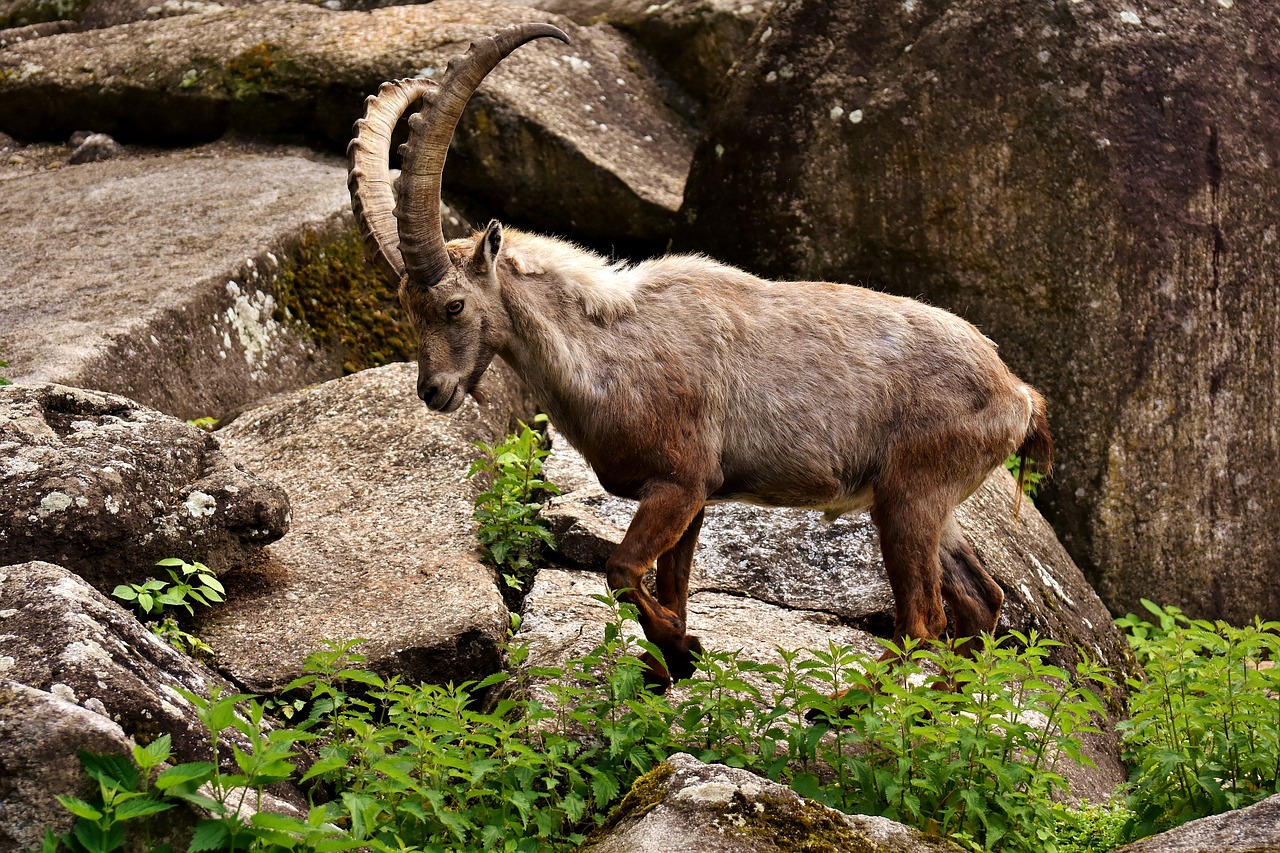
[56,795,103,821]
[79,751,139,792]
[188,820,232,852]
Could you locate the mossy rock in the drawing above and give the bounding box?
[578,753,965,852]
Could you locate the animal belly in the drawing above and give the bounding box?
[709,484,874,520]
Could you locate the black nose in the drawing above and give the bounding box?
[418,377,440,406]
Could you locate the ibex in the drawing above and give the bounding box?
[348,24,1053,689]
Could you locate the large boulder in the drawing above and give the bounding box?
[0,0,697,247]
[579,752,965,852]
[193,361,535,693]
[679,0,1280,625]
[1111,794,1280,853]
[0,142,410,420]
[0,384,288,589]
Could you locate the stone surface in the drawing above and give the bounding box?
[0,384,288,589]
[0,0,697,247]
[579,752,965,852]
[66,130,123,163]
[1112,793,1280,853]
[193,361,536,694]
[679,0,1280,625]
[0,561,252,768]
[511,0,771,107]
[0,143,389,420]
[0,679,134,851]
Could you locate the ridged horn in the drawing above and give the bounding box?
[348,77,439,287]
[397,23,570,288]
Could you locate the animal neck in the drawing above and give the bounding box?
[495,272,614,443]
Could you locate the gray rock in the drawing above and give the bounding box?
[0,679,134,852]
[194,361,536,693]
[0,561,251,769]
[0,144,400,420]
[679,0,1280,625]
[0,383,288,589]
[66,130,122,163]
[516,565,883,689]
[0,19,74,47]
[0,0,697,247]
[579,752,965,852]
[516,0,772,107]
[1112,793,1280,853]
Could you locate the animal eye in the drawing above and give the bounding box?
[446,299,464,317]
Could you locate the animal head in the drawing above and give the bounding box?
[347,23,568,411]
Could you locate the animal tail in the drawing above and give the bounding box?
[1013,386,1054,521]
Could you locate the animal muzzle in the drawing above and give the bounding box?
[418,372,465,413]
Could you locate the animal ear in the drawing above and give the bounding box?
[472,220,504,271]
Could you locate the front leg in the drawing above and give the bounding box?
[606,482,707,690]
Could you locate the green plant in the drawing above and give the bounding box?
[51,597,1119,853]
[43,738,176,853]
[468,415,560,606]
[1049,799,1136,853]
[1116,600,1280,840]
[1,357,11,386]
[112,558,225,656]
[186,417,219,432]
[42,697,355,853]
[1004,453,1045,500]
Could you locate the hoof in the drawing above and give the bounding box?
[668,635,703,682]
[640,651,672,694]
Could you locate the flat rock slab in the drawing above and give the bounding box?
[0,144,359,420]
[580,752,965,852]
[194,362,534,694]
[517,565,882,684]
[0,0,696,245]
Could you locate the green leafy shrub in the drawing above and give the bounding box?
[1116,600,1280,840]
[468,414,560,607]
[672,633,1112,853]
[49,596,1119,853]
[112,558,225,657]
[1,357,12,386]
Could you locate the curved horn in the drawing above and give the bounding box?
[397,22,570,288]
[348,77,439,287]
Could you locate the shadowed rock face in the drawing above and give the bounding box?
[679,0,1280,624]
[0,384,288,589]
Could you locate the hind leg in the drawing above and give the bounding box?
[870,487,950,662]
[939,515,1004,657]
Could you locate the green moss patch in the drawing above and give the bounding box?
[0,0,90,28]
[271,228,414,374]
